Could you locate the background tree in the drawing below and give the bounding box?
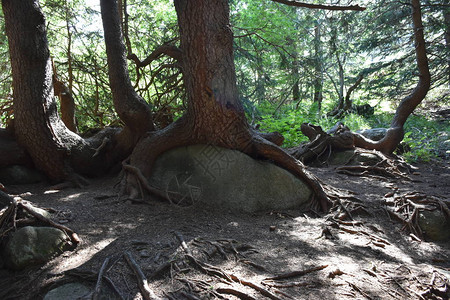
[0,0,150,183]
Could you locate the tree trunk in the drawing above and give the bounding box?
[2,0,83,181]
[2,0,136,181]
[444,7,450,87]
[353,0,430,155]
[123,0,332,211]
[313,20,323,110]
[100,0,154,149]
[52,66,78,133]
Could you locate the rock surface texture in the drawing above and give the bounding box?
[149,145,312,212]
[3,226,69,270]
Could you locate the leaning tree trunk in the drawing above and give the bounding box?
[122,0,332,211]
[291,0,430,161]
[100,0,155,154]
[352,0,430,155]
[2,0,140,182]
[2,0,85,181]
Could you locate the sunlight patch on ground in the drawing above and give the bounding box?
[43,189,60,195]
[59,193,86,201]
[53,238,116,273]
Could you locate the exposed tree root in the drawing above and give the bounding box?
[0,191,80,247]
[124,251,161,300]
[384,191,449,240]
[119,115,340,213]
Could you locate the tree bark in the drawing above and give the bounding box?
[123,0,332,211]
[444,6,450,88]
[313,20,323,110]
[2,0,136,181]
[100,0,155,145]
[2,0,83,181]
[353,0,430,155]
[52,68,78,133]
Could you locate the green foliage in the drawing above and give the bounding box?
[256,100,449,162]
[0,0,448,162]
[402,115,450,162]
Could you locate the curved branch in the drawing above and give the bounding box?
[100,0,155,137]
[271,0,366,11]
[128,45,183,68]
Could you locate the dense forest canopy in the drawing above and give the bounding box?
[0,0,448,163]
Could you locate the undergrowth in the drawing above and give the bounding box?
[255,101,450,162]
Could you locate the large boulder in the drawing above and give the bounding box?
[149,145,312,212]
[2,226,70,270]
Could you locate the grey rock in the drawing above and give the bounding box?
[0,165,45,184]
[418,209,450,241]
[356,128,387,141]
[328,149,381,165]
[149,145,312,212]
[43,283,90,300]
[3,226,70,270]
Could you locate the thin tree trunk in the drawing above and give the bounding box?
[444,7,450,87]
[353,0,430,154]
[100,0,154,144]
[313,20,323,110]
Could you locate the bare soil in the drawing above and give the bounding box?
[1,160,449,300]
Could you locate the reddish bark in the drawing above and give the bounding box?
[100,0,155,145]
[2,0,80,181]
[124,0,331,211]
[352,0,430,155]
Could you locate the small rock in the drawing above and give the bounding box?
[140,250,151,257]
[43,283,90,300]
[269,226,276,231]
[418,209,450,241]
[0,165,45,184]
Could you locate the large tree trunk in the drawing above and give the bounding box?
[123,0,332,211]
[1,0,137,181]
[2,0,84,181]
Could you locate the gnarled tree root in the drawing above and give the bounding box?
[119,117,350,213]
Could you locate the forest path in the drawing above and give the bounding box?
[1,160,449,299]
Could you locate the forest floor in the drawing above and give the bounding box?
[0,159,449,300]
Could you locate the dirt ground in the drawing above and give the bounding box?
[0,159,449,300]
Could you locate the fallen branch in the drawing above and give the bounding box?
[92,257,110,300]
[263,265,328,281]
[124,251,160,300]
[18,202,80,245]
